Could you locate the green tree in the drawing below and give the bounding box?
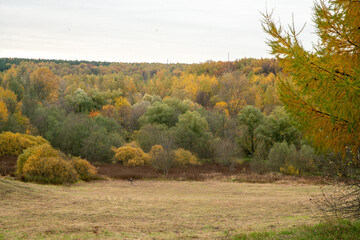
[68,88,94,113]
[82,127,124,163]
[262,0,360,157]
[174,111,213,158]
[140,101,176,127]
[255,107,301,149]
[238,106,264,156]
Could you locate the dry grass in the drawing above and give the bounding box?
[0,177,326,239]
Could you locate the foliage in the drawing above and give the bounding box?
[30,67,58,101]
[23,156,78,184]
[172,148,199,166]
[149,145,172,174]
[136,124,173,152]
[255,106,301,149]
[268,141,297,172]
[16,143,59,175]
[139,98,190,128]
[280,165,299,175]
[67,88,94,113]
[72,157,98,181]
[140,101,176,127]
[0,86,30,132]
[17,143,98,184]
[0,131,48,157]
[45,114,124,162]
[0,100,9,123]
[238,106,264,156]
[82,127,124,163]
[262,0,360,157]
[174,110,213,158]
[112,143,149,166]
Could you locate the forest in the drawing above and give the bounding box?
[0,0,359,238]
[0,56,347,180]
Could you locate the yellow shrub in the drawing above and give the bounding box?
[16,143,59,175]
[172,148,199,166]
[72,157,98,181]
[23,156,78,184]
[113,144,149,166]
[149,145,165,161]
[0,132,48,156]
[280,165,299,175]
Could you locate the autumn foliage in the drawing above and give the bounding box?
[262,0,360,157]
[72,157,98,181]
[16,143,97,184]
[112,143,150,166]
[0,132,48,156]
[23,156,78,184]
[172,148,199,166]
[16,143,58,176]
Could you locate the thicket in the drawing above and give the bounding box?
[112,143,150,166]
[16,143,97,184]
[0,131,48,156]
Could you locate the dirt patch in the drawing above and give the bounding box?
[94,162,247,181]
[0,156,17,176]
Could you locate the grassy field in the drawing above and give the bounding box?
[0,177,326,239]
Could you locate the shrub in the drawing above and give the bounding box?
[280,165,300,175]
[249,160,269,174]
[296,144,317,173]
[268,141,297,172]
[149,145,172,173]
[17,143,98,184]
[72,157,98,181]
[149,145,165,161]
[0,132,48,156]
[253,141,269,161]
[22,156,78,184]
[16,143,59,175]
[112,143,149,166]
[172,148,199,166]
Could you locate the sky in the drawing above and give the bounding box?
[0,0,316,63]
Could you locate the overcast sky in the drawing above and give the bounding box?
[0,0,316,63]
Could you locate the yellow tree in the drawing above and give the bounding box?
[0,101,9,123]
[30,67,59,101]
[262,0,360,158]
[114,96,132,123]
[214,101,230,117]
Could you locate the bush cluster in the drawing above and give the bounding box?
[148,145,199,174]
[23,156,78,184]
[172,148,199,166]
[72,157,98,181]
[250,141,318,175]
[0,132,48,156]
[112,143,150,166]
[17,143,97,184]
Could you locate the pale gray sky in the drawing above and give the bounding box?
[0,0,316,63]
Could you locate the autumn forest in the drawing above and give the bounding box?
[0,0,359,239]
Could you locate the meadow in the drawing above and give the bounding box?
[0,177,324,239]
